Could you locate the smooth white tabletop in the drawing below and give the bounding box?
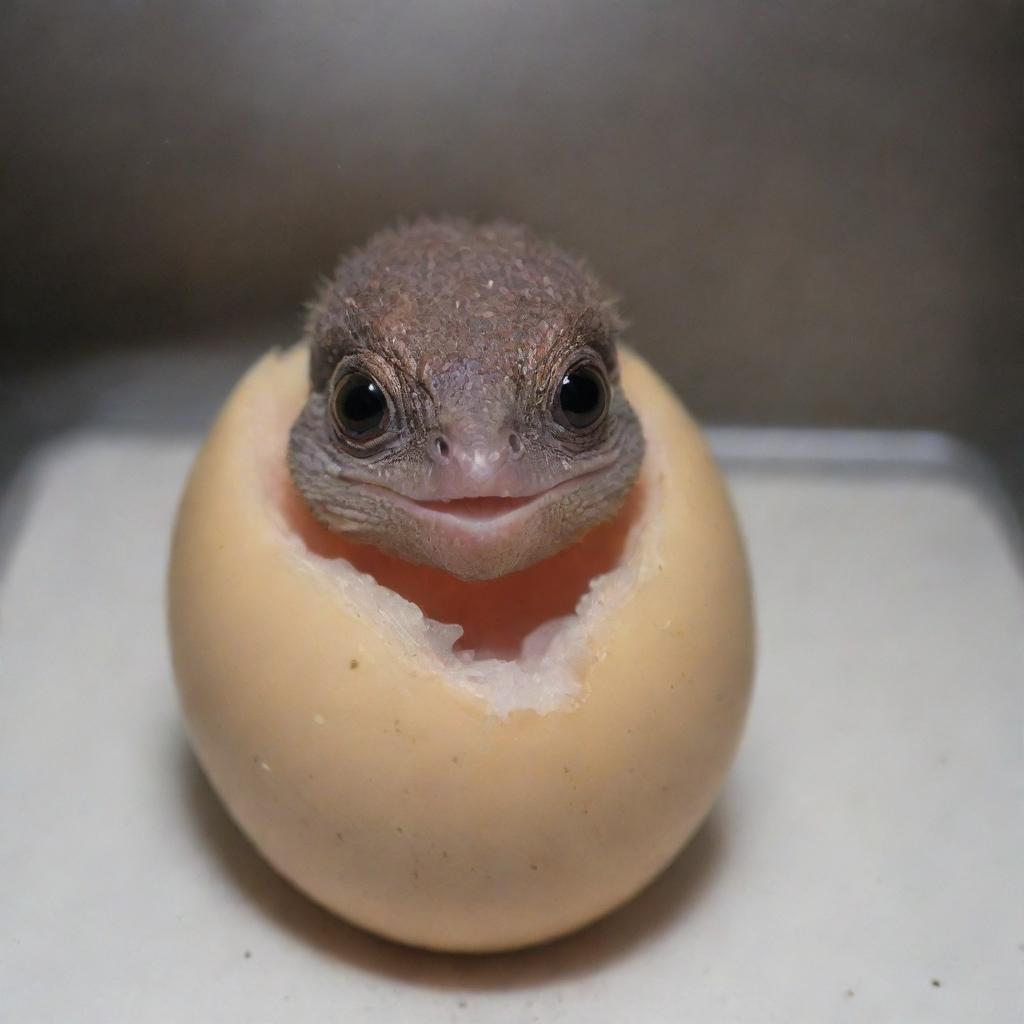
[1,428,1021,1023]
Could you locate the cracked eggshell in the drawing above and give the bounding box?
[167,345,754,952]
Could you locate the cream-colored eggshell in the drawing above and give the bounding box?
[168,345,754,952]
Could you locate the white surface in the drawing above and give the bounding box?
[1,430,1022,1023]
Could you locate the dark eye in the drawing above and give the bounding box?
[555,363,608,430]
[331,371,390,441]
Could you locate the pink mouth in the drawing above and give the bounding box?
[410,495,541,521]
[337,462,612,536]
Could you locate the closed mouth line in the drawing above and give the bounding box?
[339,463,609,528]
[410,494,542,521]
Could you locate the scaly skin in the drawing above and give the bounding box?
[287,219,645,580]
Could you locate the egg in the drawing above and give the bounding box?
[168,344,754,952]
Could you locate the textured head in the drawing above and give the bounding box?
[287,219,645,579]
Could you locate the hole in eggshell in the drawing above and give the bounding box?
[280,475,644,662]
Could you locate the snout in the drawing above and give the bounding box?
[427,428,526,499]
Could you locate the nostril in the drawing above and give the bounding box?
[433,435,451,461]
[508,432,523,458]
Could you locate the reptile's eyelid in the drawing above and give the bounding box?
[582,324,618,373]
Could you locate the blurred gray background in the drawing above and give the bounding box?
[2,1,1021,453]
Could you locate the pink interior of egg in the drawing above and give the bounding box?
[279,475,644,661]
